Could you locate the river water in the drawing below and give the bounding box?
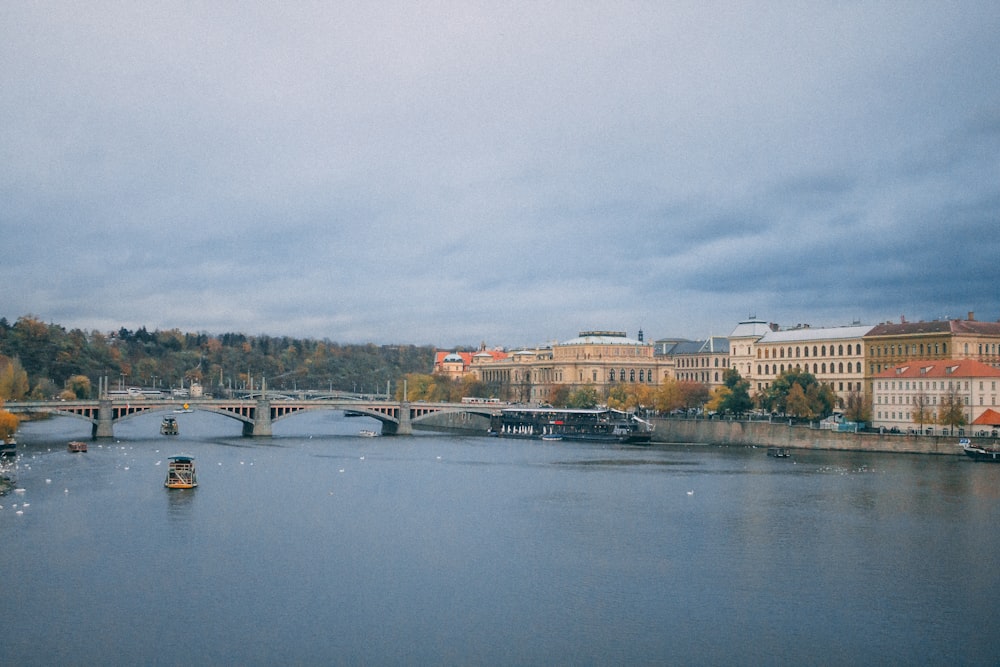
[2,411,998,666]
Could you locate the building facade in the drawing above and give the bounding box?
[870,359,1000,433]
[659,337,730,389]
[474,331,668,404]
[752,324,871,407]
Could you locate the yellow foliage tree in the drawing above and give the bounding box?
[0,356,30,400]
[0,402,19,440]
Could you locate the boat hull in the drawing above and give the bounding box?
[963,446,1000,462]
[959,439,1000,461]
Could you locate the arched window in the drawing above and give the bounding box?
[804,346,810,357]
[838,362,844,373]
[609,369,616,382]
[813,346,818,357]
[639,370,644,382]
[796,347,801,358]
[619,369,626,381]
[629,369,635,382]
[822,363,827,373]
[838,345,844,356]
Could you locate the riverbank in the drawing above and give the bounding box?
[649,417,968,456]
[415,411,970,455]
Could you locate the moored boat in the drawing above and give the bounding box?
[491,407,654,444]
[767,447,790,458]
[1,434,15,458]
[359,429,379,437]
[160,416,179,435]
[960,438,1000,462]
[164,455,198,488]
[68,440,88,453]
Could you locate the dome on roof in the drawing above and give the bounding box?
[443,353,464,362]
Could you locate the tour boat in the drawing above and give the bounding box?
[959,438,1000,462]
[359,429,379,437]
[164,455,198,488]
[491,407,654,444]
[160,416,179,435]
[68,440,88,453]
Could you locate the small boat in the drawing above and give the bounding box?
[767,447,790,458]
[160,416,179,435]
[164,455,198,488]
[359,429,379,437]
[960,438,1000,462]
[68,440,88,453]
[540,433,563,441]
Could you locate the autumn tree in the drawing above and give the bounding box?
[65,375,92,399]
[0,356,30,400]
[843,389,871,424]
[911,389,933,432]
[0,404,19,441]
[938,387,968,435]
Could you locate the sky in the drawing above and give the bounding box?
[2,2,999,348]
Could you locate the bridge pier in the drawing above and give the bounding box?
[244,399,273,437]
[94,399,115,438]
[395,402,413,436]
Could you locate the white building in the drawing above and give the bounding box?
[871,359,1000,433]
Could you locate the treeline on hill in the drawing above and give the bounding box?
[0,315,442,401]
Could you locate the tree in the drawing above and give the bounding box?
[717,369,752,416]
[938,387,967,435]
[762,369,835,418]
[0,405,19,441]
[548,384,571,408]
[66,375,92,399]
[785,383,814,419]
[567,385,599,409]
[843,389,871,424]
[912,389,933,432]
[0,356,30,400]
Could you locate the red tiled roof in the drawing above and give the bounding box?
[972,408,1000,425]
[874,358,1000,379]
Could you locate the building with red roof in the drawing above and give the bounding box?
[871,359,1000,434]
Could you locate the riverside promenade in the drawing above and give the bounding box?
[649,417,970,456]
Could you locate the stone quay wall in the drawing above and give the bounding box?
[649,417,967,456]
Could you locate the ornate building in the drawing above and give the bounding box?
[474,330,670,404]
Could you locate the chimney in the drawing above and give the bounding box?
[968,311,975,321]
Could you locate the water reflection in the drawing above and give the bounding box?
[165,486,196,522]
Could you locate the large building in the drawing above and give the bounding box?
[870,359,1000,433]
[659,337,730,389]
[864,313,1000,379]
[473,330,668,404]
[752,324,871,406]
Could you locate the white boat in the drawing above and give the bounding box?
[359,429,379,437]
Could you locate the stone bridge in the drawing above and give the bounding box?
[6,398,498,439]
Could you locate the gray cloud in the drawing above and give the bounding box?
[3,2,999,346]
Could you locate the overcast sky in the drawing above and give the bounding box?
[2,2,998,347]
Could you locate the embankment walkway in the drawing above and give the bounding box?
[650,418,970,456]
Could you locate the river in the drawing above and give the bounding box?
[2,411,998,665]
